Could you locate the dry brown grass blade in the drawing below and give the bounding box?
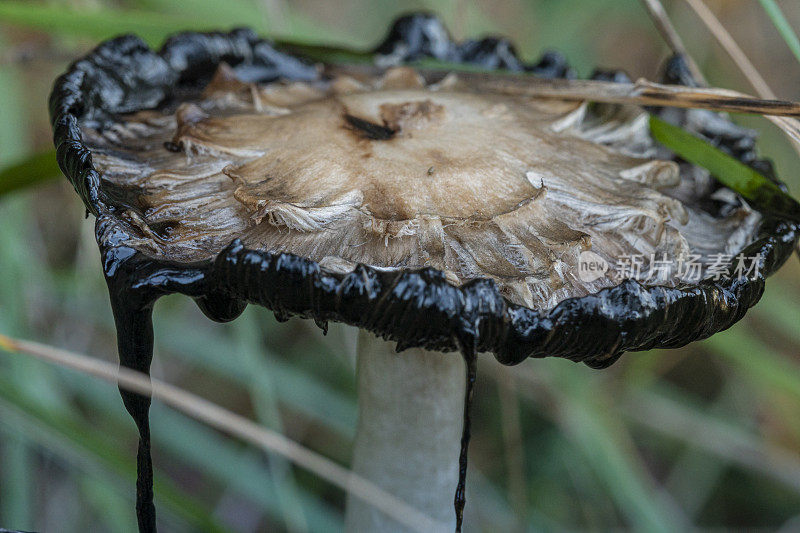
[640,0,800,256]
[683,0,775,99]
[496,373,529,525]
[638,0,707,84]
[680,0,800,154]
[489,361,800,502]
[768,115,800,149]
[332,63,800,118]
[0,333,448,533]
[461,74,800,117]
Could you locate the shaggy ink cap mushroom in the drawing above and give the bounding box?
[50,13,799,533]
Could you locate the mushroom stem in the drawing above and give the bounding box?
[345,330,467,532]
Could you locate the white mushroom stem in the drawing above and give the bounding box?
[345,330,466,532]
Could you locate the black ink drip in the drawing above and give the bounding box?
[101,224,215,532]
[108,289,158,532]
[454,341,477,532]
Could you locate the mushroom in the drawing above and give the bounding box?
[50,14,799,533]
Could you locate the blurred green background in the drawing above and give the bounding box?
[1,0,799,531]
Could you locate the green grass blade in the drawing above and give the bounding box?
[558,396,680,532]
[53,353,344,531]
[0,2,217,46]
[758,0,800,66]
[0,376,227,532]
[649,115,800,222]
[0,1,336,50]
[539,362,685,532]
[77,477,133,533]
[154,313,357,438]
[152,406,343,532]
[0,150,61,197]
[754,290,800,344]
[1,434,33,529]
[706,327,800,401]
[623,383,800,496]
[132,0,267,33]
[233,312,310,533]
[274,41,372,64]
[0,31,28,166]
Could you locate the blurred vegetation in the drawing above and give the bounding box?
[1,0,799,531]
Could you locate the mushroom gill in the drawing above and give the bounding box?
[83,64,760,310]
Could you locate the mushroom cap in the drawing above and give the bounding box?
[51,20,798,367]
